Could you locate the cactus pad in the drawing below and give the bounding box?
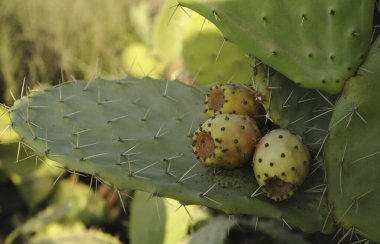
[252,64,337,153]
[325,37,380,243]
[9,77,334,232]
[179,0,374,93]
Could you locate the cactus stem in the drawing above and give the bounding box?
[249,185,264,198]
[201,182,218,197]
[134,161,161,176]
[281,217,292,230]
[107,114,129,123]
[177,162,199,183]
[351,150,380,165]
[80,152,109,162]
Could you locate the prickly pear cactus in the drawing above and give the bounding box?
[179,0,374,93]
[182,13,253,85]
[9,77,335,233]
[325,37,380,243]
[252,64,337,153]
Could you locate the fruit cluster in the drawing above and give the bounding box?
[192,84,310,201]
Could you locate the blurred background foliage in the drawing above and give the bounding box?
[0,0,343,243]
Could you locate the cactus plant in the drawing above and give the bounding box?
[8,77,335,233]
[252,64,337,153]
[324,37,380,242]
[179,0,374,93]
[4,0,380,242]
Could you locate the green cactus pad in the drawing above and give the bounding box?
[9,77,334,232]
[183,13,253,85]
[253,64,337,154]
[325,37,380,242]
[179,0,374,93]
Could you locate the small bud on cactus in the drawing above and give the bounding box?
[252,129,310,201]
[204,84,262,117]
[192,114,261,168]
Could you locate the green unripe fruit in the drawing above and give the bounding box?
[204,84,263,117]
[192,114,261,169]
[252,129,310,201]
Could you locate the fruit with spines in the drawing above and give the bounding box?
[204,84,263,117]
[192,114,261,168]
[253,129,310,201]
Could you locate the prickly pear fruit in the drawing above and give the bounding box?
[192,114,261,169]
[252,129,310,201]
[204,84,262,117]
